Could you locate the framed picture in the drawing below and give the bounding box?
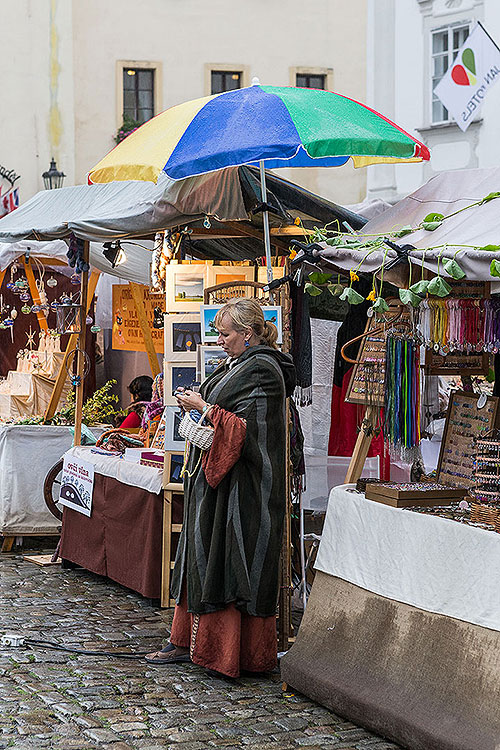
[164,362,198,405]
[200,304,223,343]
[198,345,228,381]
[207,264,254,289]
[164,406,185,451]
[262,305,283,345]
[257,266,285,283]
[164,313,201,361]
[163,451,184,490]
[166,264,207,313]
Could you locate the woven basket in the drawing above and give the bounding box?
[178,408,214,450]
[470,502,499,528]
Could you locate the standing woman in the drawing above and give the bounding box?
[146,299,295,677]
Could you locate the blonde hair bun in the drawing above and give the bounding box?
[214,298,279,349]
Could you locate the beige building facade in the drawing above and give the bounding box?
[2,0,368,206]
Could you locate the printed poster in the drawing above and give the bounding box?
[112,284,164,353]
[59,455,95,517]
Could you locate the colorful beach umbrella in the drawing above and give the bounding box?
[89,83,430,277]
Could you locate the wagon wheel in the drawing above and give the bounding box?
[43,459,64,521]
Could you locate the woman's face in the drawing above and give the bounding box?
[217,315,248,358]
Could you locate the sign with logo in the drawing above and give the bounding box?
[112,284,164,352]
[434,22,500,132]
[59,455,95,517]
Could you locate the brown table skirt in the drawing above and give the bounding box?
[60,472,163,599]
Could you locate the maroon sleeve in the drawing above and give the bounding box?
[201,405,247,489]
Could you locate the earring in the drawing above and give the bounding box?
[245,340,250,347]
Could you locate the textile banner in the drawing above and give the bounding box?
[59,454,95,517]
[112,284,164,353]
[434,22,500,132]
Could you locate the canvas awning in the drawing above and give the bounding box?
[0,166,366,263]
[317,166,500,282]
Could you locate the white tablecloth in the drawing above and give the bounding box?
[66,446,163,495]
[0,425,77,534]
[315,484,500,632]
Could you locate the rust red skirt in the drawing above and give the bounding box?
[170,589,277,678]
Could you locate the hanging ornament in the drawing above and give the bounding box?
[6,282,14,291]
[50,301,59,312]
[20,293,30,302]
[31,305,41,313]
[0,321,6,329]
[46,276,58,288]
[86,315,93,325]
[90,325,101,334]
[11,309,17,320]
[4,318,14,326]
[70,273,81,285]
[21,305,31,315]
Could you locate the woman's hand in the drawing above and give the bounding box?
[175,389,207,412]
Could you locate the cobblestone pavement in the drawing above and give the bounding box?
[0,549,400,750]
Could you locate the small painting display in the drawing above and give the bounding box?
[164,363,198,405]
[198,345,228,380]
[200,304,223,343]
[262,305,283,345]
[164,313,201,361]
[166,265,207,313]
[164,406,185,450]
[163,451,184,490]
[207,265,254,289]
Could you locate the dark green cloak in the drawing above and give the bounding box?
[171,345,295,617]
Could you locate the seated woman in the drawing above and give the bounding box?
[118,375,153,429]
[146,299,296,678]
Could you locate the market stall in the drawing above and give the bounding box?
[282,166,500,750]
[59,446,169,599]
[0,166,363,632]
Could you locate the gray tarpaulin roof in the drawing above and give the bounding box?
[317,167,500,282]
[0,165,366,254]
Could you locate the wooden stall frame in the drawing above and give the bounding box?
[44,269,101,422]
[22,257,48,332]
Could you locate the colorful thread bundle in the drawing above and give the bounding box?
[415,298,500,353]
[384,335,421,461]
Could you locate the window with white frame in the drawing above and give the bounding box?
[431,23,470,124]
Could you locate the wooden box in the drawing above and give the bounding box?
[365,482,468,508]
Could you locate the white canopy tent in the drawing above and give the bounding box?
[316,166,500,282]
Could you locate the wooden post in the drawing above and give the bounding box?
[23,257,48,331]
[0,269,6,291]
[44,270,100,422]
[344,405,378,484]
[73,243,90,447]
[129,281,160,377]
[161,490,173,608]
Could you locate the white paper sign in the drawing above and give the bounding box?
[434,22,500,131]
[59,455,95,517]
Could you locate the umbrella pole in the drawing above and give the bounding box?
[259,160,274,284]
